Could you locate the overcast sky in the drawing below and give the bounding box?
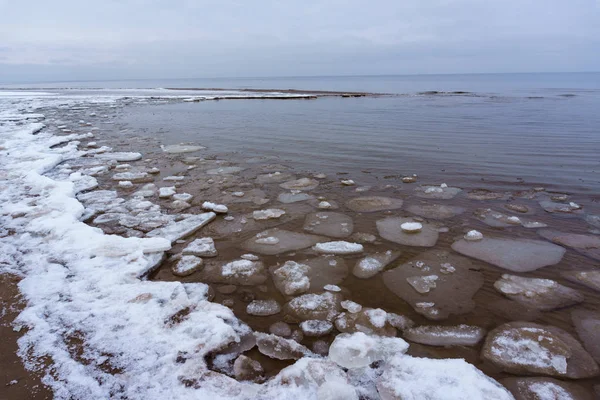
[0,0,599,83]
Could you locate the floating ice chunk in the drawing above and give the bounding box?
[482,321,599,378]
[341,179,355,186]
[269,322,292,337]
[233,355,264,382]
[323,284,341,292]
[353,252,400,279]
[172,255,203,277]
[402,175,417,183]
[118,180,133,188]
[562,270,600,293]
[377,355,514,400]
[302,256,349,292]
[539,200,582,213]
[502,377,593,400]
[96,151,142,162]
[183,237,217,257]
[202,201,228,213]
[329,332,409,369]
[300,320,333,337]
[173,193,192,202]
[464,230,483,241]
[377,217,439,247]
[452,237,565,272]
[505,203,529,213]
[318,201,332,209]
[163,175,185,181]
[277,192,314,203]
[160,143,205,153]
[571,309,600,366]
[494,274,583,311]
[346,196,403,213]
[404,324,486,346]
[538,229,600,261]
[112,171,149,182]
[241,228,325,255]
[246,300,281,316]
[406,203,465,220]
[146,212,216,243]
[255,333,312,360]
[241,253,259,261]
[115,163,131,170]
[284,292,342,321]
[341,300,362,313]
[304,212,354,238]
[415,184,462,199]
[383,251,483,320]
[253,208,285,220]
[206,166,244,175]
[147,167,160,174]
[406,275,439,294]
[158,186,176,198]
[313,241,363,255]
[280,177,319,191]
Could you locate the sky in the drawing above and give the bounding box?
[0,0,599,83]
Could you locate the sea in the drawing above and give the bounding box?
[3,72,600,194]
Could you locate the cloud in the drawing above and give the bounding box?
[0,0,598,82]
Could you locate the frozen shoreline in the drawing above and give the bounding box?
[1,90,595,399]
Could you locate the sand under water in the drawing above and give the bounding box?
[2,86,600,399]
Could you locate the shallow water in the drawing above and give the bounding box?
[114,78,600,195]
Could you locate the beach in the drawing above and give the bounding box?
[1,76,600,399]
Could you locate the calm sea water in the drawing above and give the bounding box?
[9,73,600,194]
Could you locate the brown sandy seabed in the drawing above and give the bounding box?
[1,94,600,399]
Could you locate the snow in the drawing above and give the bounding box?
[329,332,409,369]
[465,230,484,241]
[377,355,513,400]
[400,222,422,233]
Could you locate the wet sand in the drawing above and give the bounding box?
[4,93,600,398]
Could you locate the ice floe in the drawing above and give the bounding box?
[303,212,354,238]
[376,217,439,247]
[182,237,217,257]
[494,274,584,311]
[538,229,600,261]
[345,196,403,213]
[403,325,486,347]
[382,251,484,319]
[482,322,599,378]
[241,228,325,255]
[406,203,465,219]
[353,251,401,279]
[313,241,364,255]
[452,237,565,272]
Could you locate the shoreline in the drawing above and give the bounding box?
[1,91,599,399]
